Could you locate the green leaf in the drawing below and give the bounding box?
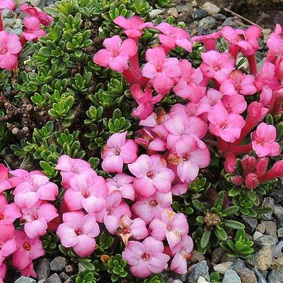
[222,206,239,216]
[224,220,245,230]
[200,229,211,248]
[80,260,95,271]
[214,191,225,208]
[215,226,228,241]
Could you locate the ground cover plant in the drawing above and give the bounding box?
[0,0,282,282]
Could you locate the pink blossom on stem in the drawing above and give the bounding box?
[0,197,21,225]
[0,234,16,265]
[191,31,221,51]
[22,17,46,42]
[9,169,43,188]
[0,263,6,283]
[0,165,11,193]
[221,94,247,114]
[56,211,99,257]
[0,0,15,10]
[122,236,170,278]
[101,132,138,173]
[267,24,283,57]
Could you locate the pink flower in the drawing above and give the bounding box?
[101,132,138,173]
[173,59,205,101]
[114,16,153,38]
[122,236,170,278]
[128,154,175,197]
[156,23,192,52]
[267,24,283,56]
[22,17,46,41]
[0,234,16,265]
[170,235,193,274]
[252,123,281,157]
[57,211,100,257]
[0,0,15,10]
[0,195,21,225]
[132,192,172,224]
[167,136,210,183]
[93,35,137,73]
[9,169,43,188]
[149,210,189,249]
[12,231,44,273]
[106,174,135,201]
[208,101,245,142]
[200,51,234,83]
[0,165,11,193]
[142,47,181,94]
[0,31,22,71]
[0,263,6,283]
[64,170,108,213]
[13,174,58,208]
[21,201,58,239]
[221,94,247,114]
[55,155,92,189]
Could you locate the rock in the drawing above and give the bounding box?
[260,198,274,220]
[15,277,36,283]
[193,9,208,20]
[278,227,283,238]
[167,8,178,18]
[29,0,41,6]
[237,268,258,283]
[199,17,217,30]
[278,216,283,229]
[268,270,283,283]
[176,3,193,13]
[253,246,274,270]
[60,272,69,281]
[212,13,226,20]
[187,260,210,283]
[50,257,67,272]
[253,268,267,283]
[1,8,15,18]
[201,2,220,15]
[191,250,205,263]
[274,205,283,218]
[212,247,225,263]
[222,269,242,283]
[231,258,247,272]
[256,223,266,233]
[64,276,76,283]
[47,273,62,283]
[274,241,283,258]
[243,215,258,233]
[253,231,264,241]
[149,9,164,18]
[262,221,278,243]
[213,262,233,274]
[254,235,277,248]
[222,17,237,28]
[197,277,210,283]
[36,258,50,280]
[270,191,283,204]
[270,258,283,269]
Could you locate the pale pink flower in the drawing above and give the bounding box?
[128,154,175,197]
[0,31,22,71]
[114,16,153,38]
[122,236,170,278]
[9,169,43,188]
[156,23,192,52]
[142,47,181,94]
[22,17,46,41]
[0,165,11,193]
[18,262,36,278]
[132,192,172,224]
[64,170,108,213]
[221,94,247,114]
[101,132,138,173]
[21,201,58,239]
[200,51,234,83]
[56,211,99,257]
[0,263,6,283]
[106,174,135,201]
[170,235,193,274]
[0,195,21,225]
[149,210,189,249]
[0,0,15,10]
[93,35,137,73]
[252,123,281,157]
[12,231,44,273]
[267,24,283,56]
[0,235,16,265]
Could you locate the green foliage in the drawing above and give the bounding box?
[107,254,128,282]
[41,232,60,253]
[142,274,167,283]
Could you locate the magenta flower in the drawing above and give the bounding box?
[21,201,58,239]
[252,123,281,157]
[267,24,283,56]
[106,173,135,201]
[0,31,22,71]
[64,170,108,213]
[101,132,138,173]
[57,211,99,257]
[12,231,44,273]
[142,47,181,94]
[122,236,170,278]
[221,94,247,115]
[93,35,138,73]
[132,192,172,224]
[0,263,6,283]
[149,210,189,249]
[128,154,175,197]
[0,165,11,193]
[200,51,234,83]
[0,234,16,266]
[0,0,15,10]
[0,195,21,225]
[156,23,192,52]
[114,16,153,38]
[22,17,46,42]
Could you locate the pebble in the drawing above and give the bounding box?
[222,17,238,28]
[36,258,50,280]
[262,221,278,243]
[167,7,178,18]
[231,258,247,272]
[274,241,283,258]
[199,16,217,30]
[270,190,283,204]
[176,3,193,13]
[47,273,62,283]
[211,247,224,263]
[237,268,258,283]
[222,269,242,283]
[60,272,69,281]
[274,205,283,218]
[201,2,220,15]
[213,262,233,274]
[193,9,208,20]
[212,13,226,20]
[243,215,258,233]
[260,198,274,220]
[270,258,283,269]
[187,260,210,283]
[256,223,266,233]
[253,267,268,283]
[1,8,15,18]
[253,246,274,270]
[191,250,205,263]
[253,231,264,241]
[268,270,283,283]
[149,9,164,18]
[50,256,67,272]
[65,264,74,274]
[197,277,210,283]
[254,235,277,248]
[29,0,41,6]
[278,227,283,238]
[15,277,36,283]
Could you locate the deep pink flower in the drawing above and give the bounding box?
[128,154,175,197]
[57,211,99,257]
[0,234,16,265]
[0,31,22,71]
[0,0,15,10]
[267,24,283,56]
[12,230,44,273]
[149,210,189,249]
[0,195,21,225]
[0,263,6,283]
[122,237,170,278]
[22,17,46,41]
[142,47,181,94]
[101,132,138,173]
[191,31,221,51]
[156,23,192,52]
[93,35,137,73]
[221,94,247,114]
[64,170,108,213]
[252,123,281,157]
[114,16,153,38]
[0,165,11,193]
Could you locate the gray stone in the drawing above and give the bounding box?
[201,2,221,15]
[242,215,258,233]
[212,247,225,263]
[270,258,283,269]
[194,9,208,20]
[268,270,283,283]
[60,272,69,281]
[256,223,266,233]
[274,205,283,218]
[231,258,247,272]
[36,258,50,280]
[278,227,283,238]
[64,276,76,283]
[237,268,258,283]
[274,241,283,258]
[260,198,274,220]
[253,268,267,283]
[254,235,277,248]
[15,277,36,283]
[187,260,210,283]
[191,250,205,263]
[253,246,274,271]
[149,9,164,18]
[254,231,264,241]
[176,3,193,13]
[212,13,226,20]
[197,278,210,283]
[47,273,62,283]
[222,17,238,28]
[199,17,217,30]
[1,8,15,18]
[50,256,67,272]
[270,190,283,204]
[222,269,242,283]
[213,262,232,274]
[262,221,278,243]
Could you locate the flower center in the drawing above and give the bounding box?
[0,243,2,250]
[147,171,154,179]
[182,154,190,161]
[141,253,149,261]
[167,225,171,231]
[115,149,120,156]
[23,242,31,251]
[214,66,220,72]
[75,228,82,235]
[0,213,4,220]
[32,214,38,221]
[82,190,90,198]
[0,48,7,55]
[150,199,158,206]
[156,66,161,72]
